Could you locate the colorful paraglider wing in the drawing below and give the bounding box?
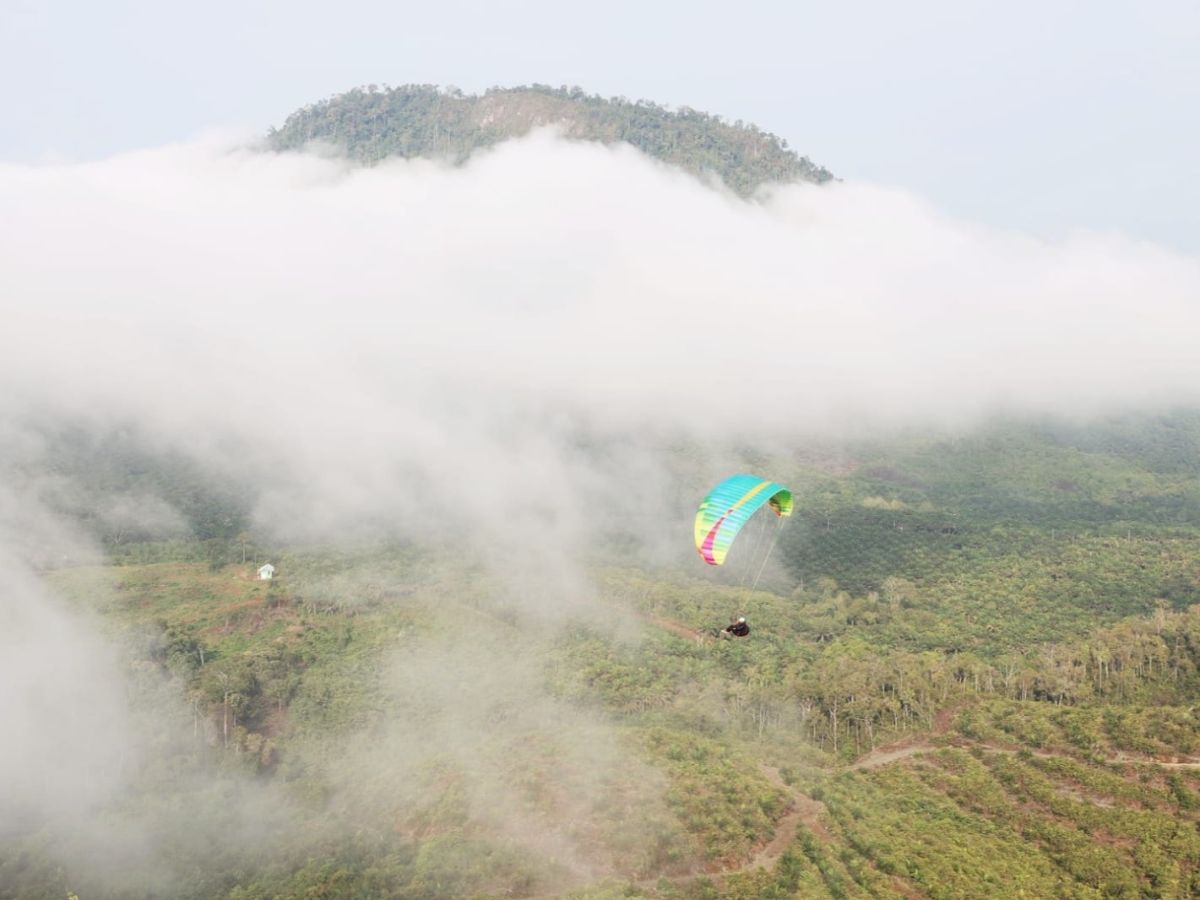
[694,474,793,566]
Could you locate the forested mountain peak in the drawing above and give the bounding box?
[268,83,834,196]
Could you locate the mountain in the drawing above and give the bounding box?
[267,84,833,196]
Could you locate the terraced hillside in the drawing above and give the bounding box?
[6,412,1200,898]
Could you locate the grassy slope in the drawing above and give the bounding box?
[14,413,1200,898]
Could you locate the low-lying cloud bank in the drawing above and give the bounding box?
[2,130,1198,546]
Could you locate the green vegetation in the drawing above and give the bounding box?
[267,84,834,196]
[6,411,1200,897]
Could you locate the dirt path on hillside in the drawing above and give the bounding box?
[846,706,961,771]
[757,763,834,846]
[1108,751,1200,768]
[531,721,1200,897]
[563,733,1200,899]
[614,763,833,895]
[848,740,937,771]
[641,613,706,643]
[847,738,1200,773]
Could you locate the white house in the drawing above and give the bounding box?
[258,563,276,581]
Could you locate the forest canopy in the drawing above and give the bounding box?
[268,83,834,196]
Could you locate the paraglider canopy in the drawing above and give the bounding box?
[694,474,792,566]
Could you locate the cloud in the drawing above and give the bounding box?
[5,132,1197,416]
[2,129,1197,560]
[0,552,132,827]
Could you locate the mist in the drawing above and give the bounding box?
[2,129,1198,894]
[3,130,1198,540]
[2,129,1195,563]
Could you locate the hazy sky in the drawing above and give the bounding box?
[1,0,1196,251]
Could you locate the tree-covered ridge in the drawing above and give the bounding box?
[267,84,834,196]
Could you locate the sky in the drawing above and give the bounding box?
[0,0,1196,252]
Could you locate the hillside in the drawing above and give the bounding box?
[267,84,834,196]
[6,412,1200,897]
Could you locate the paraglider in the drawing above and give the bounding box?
[694,474,792,566]
[694,474,793,639]
[722,616,750,638]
